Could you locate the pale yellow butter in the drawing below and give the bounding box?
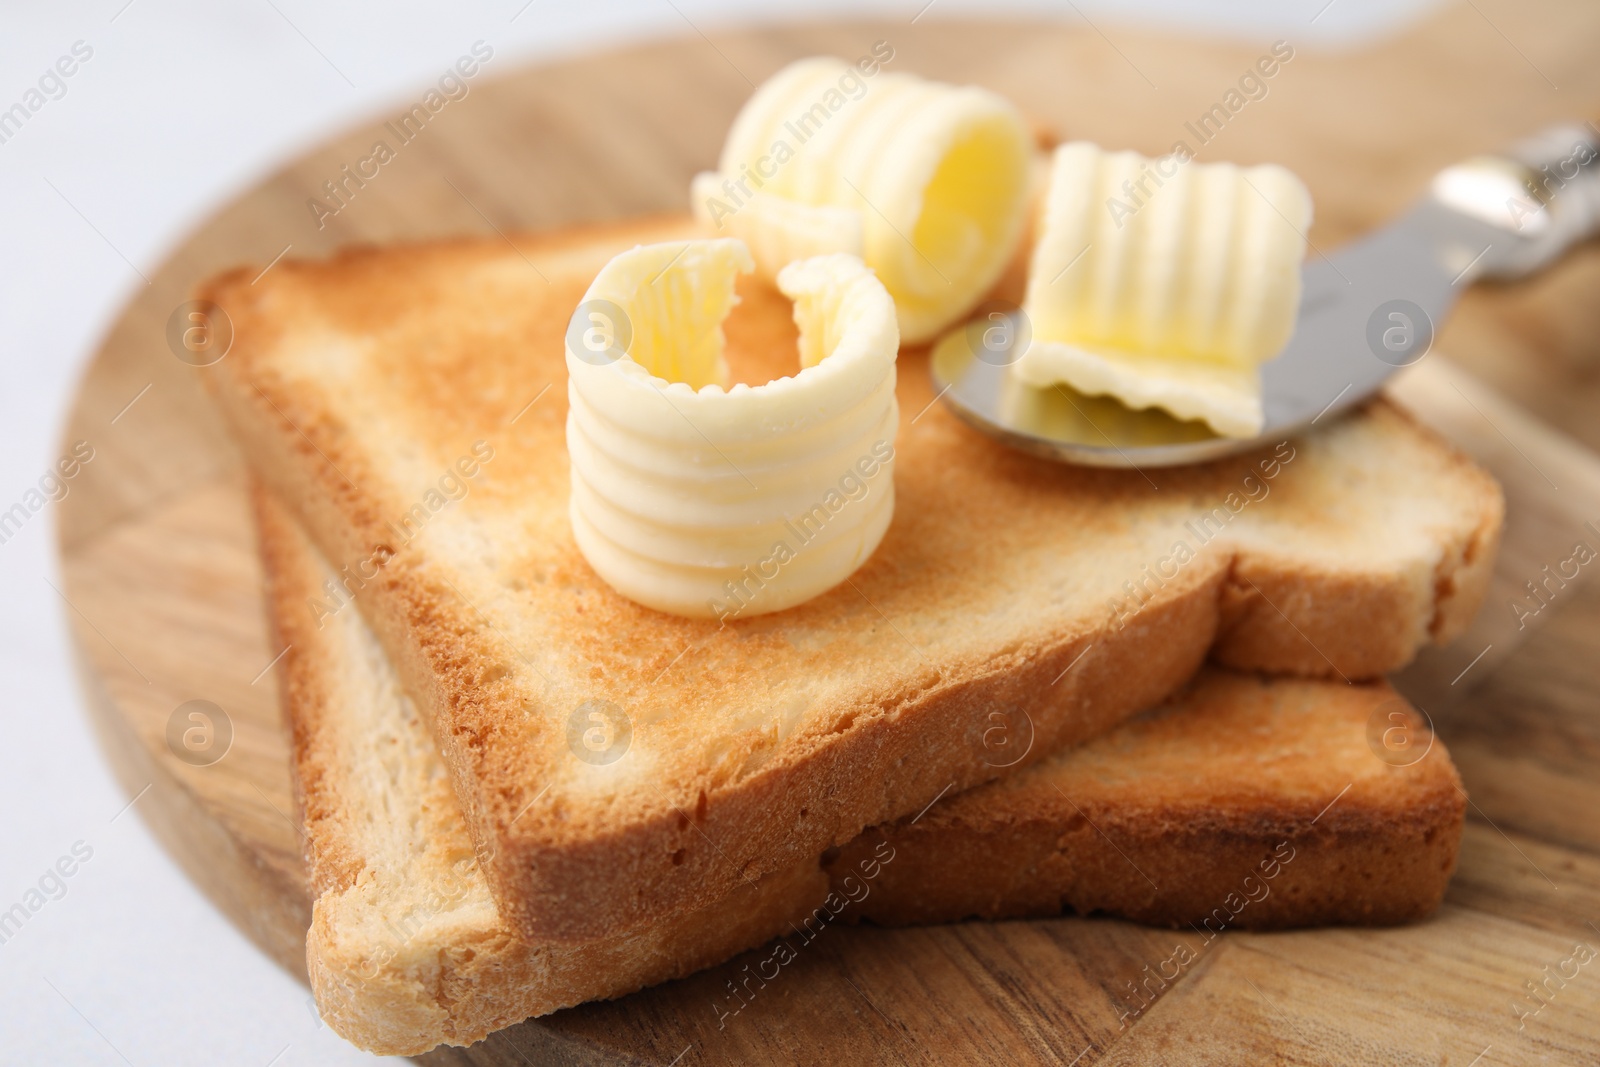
[1017,142,1313,438]
[566,239,899,620]
[692,56,1033,346]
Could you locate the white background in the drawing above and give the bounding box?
[0,1,1438,1063]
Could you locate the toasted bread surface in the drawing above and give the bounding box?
[828,669,1464,928]
[203,215,1501,940]
[257,487,828,1055]
[261,494,1464,1053]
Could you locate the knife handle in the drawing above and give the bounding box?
[1430,122,1600,279]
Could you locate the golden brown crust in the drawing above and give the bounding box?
[827,670,1465,929]
[205,216,1501,942]
[1210,403,1505,675]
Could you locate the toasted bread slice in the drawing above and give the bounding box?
[256,486,828,1056]
[201,216,1500,941]
[259,492,1463,1053]
[827,669,1464,929]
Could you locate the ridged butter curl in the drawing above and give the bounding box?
[1017,142,1312,438]
[692,56,1032,346]
[566,239,899,620]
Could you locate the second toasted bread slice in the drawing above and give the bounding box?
[827,669,1464,929]
[203,217,1500,941]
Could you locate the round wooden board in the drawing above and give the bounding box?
[58,7,1600,1064]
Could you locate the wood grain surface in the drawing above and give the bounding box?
[56,3,1600,1063]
